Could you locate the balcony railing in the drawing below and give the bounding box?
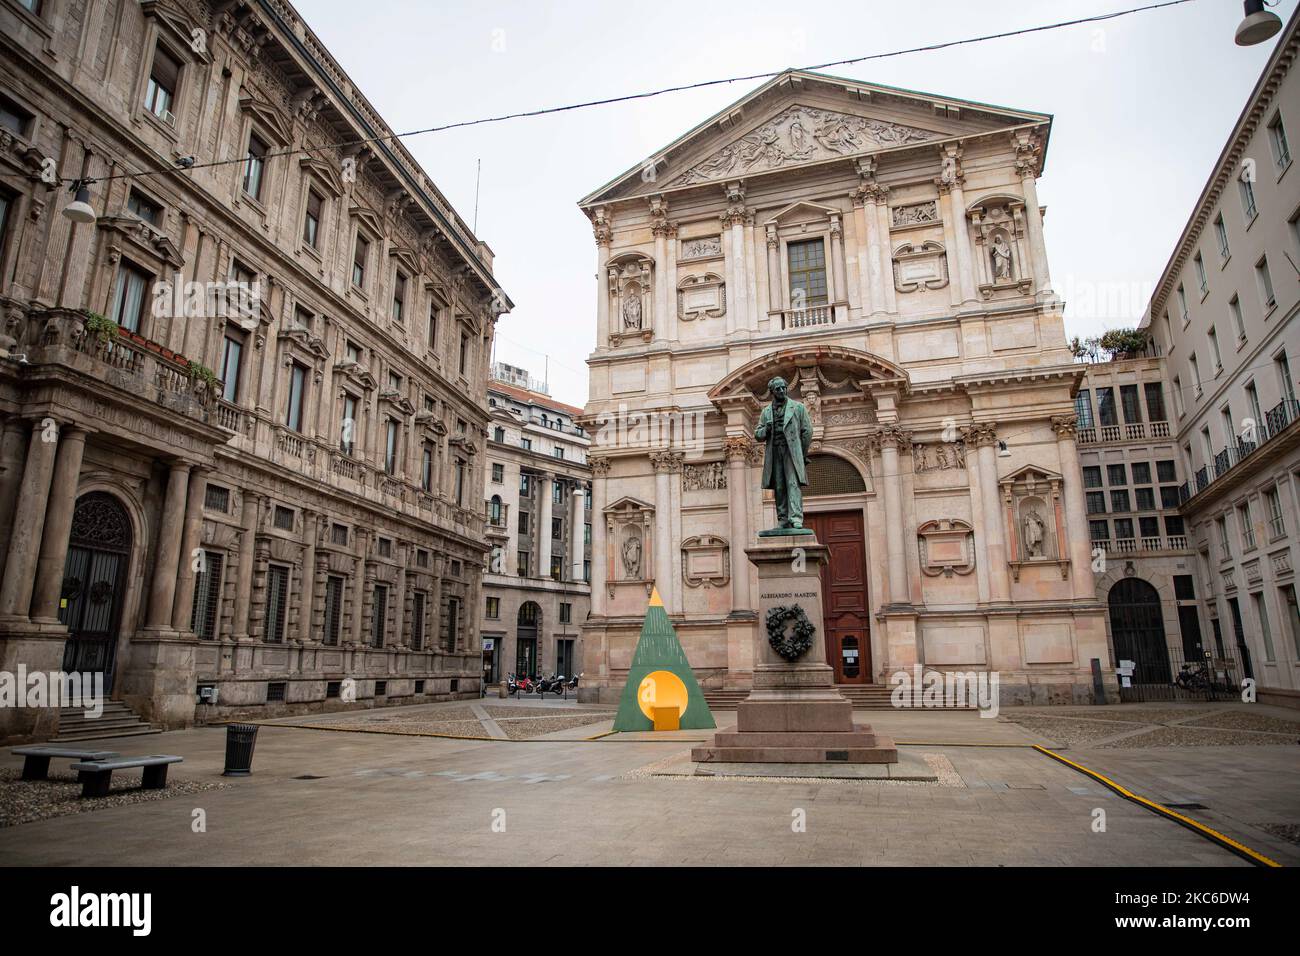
[783,306,833,329]
[1182,399,1300,504]
[1077,421,1170,446]
[1093,536,1193,555]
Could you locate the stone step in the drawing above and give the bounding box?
[51,726,163,743]
[691,743,899,764]
[55,716,155,732]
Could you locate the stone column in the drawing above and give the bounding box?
[350,530,368,646]
[593,210,611,347]
[231,493,260,641]
[0,421,62,622]
[829,214,847,319]
[967,425,1010,602]
[649,452,679,610]
[873,193,897,315]
[538,473,553,581]
[850,191,880,316]
[298,512,318,643]
[1054,417,1095,600]
[589,458,609,615]
[665,224,679,341]
[1017,151,1052,295]
[725,437,753,614]
[652,202,670,344]
[429,552,445,652]
[393,540,408,648]
[29,426,90,623]
[947,164,978,305]
[569,485,584,582]
[723,185,747,333]
[936,184,964,308]
[878,428,911,605]
[765,224,782,317]
[170,467,209,631]
[145,461,193,629]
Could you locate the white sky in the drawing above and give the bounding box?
[298,0,1296,408]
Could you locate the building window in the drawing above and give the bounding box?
[1207,326,1221,372]
[1253,592,1276,661]
[1106,464,1127,486]
[415,549,429,568]
[1277,351,1296,404]
[1256,256,1276,311]
[421,442,433,491]
[520,438,532,451]
[220,331,243,403]
[1266,488,1286,539]
[493,427,505,444]
[1189,354,1201,394]
[1135,487,1156,511]
[1239,175,1258,222]
[411,590,426,651]
[243,133,267,201]
[550,555,562,580]
[1110,490,1130,513]
[1096,387,1117,427]
[0,94,33,138]
[1177,284,1189,324]
[559,603,572,624]
[286,361,307,432]
[265,564,289,643]
[1089,520,1109,542]
[303,189,323,248]
[331,523,348,545]
[583,560,591,582]
[1216,516,1230,555]
[1143,382,1166,422]
[1074,390,1093,428]
[1120,385,1142,423]
[144,44,180,121]
[455,458,466,506]
[190,551,223,639]
[427,303,438,350]
[372,584,388,647]
[1085,491,1106,514]
[459,332,469,374]
[553,447,565,460]
[1194,252,1207,295]
[517,551,530,577]
[378,537,392,558]
[323,576,344,646]
[352,234,369,288]
[1239,501,1256,550]
[1131,462,1151,485]
[1229,295,1245,341]
[341,393,358,455]
[127,190,162,226]
[787,238,828,307]
[520,474,532,496]
[489,495,503,524]
[445,597,460,652]
[1269,114,1292,169]
[110,261,152,333]
[1157,460,1177,483]
[1282,586,1300,658]
[273,505,295,530]
[492,462,504,483]
[1214,214,1230,259]
[392,272,406,324]
[517,511,529,535]
[385,418,399,475]
[486,596,500,619]
[204,484,231,513]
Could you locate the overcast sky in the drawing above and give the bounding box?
[299,0,1296,407]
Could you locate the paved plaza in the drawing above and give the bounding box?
[1,698,1297,867]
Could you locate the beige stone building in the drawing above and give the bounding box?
[481,363,591,684]
[1138,10,1300,708]
[578,70,1113,706]
[0,0,510,740]
[1074,349,1215,690]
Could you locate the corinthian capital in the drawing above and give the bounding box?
[875,424,913,450]
[589,456,611,477]
[724,435,755,462]
[961,423,998,447]
[1050,415,1078,438]
[649,451,683,473]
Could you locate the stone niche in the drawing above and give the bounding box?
[607,254,654,346]
[603,496,654,609]
[968,196,1032,298]
[1000,465,1070,582]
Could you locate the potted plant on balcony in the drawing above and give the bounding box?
[83,312,119,345]
[187,360,220,397]
[1098,328,1149,360]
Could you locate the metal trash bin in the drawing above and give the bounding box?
[222,723,259,776]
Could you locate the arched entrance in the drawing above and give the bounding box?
[516,601,540,678]
[59,492,133,690]
[804,454,871,685]
[1108,578,1169,686]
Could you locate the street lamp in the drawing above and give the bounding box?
[1236,0,1283,46]
[61,180,95,224]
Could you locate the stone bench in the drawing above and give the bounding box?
[69,755,184,798]
[11,747,120,781]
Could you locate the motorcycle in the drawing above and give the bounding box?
[507,673,534,697]
[537,674,565,697]
[1175,662,1210,692]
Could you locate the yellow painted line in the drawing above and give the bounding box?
[895,741,1035,748]
[1033,745,1281,868]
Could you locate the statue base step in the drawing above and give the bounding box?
[691,732,898,765]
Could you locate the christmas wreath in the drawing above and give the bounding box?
[766,604,816,661]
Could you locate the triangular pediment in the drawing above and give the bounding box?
[581,69,1051,206]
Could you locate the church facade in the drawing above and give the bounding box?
[577,70,1112,706]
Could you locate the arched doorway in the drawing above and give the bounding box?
[59,492,133,690]
[804,454,871,685]
[516,601,540,678]
[1108,578,1170,686]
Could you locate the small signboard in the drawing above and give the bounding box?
[482,638,495,651]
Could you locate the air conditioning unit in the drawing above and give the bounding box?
[198,685,218,704]
[160,109,176,127]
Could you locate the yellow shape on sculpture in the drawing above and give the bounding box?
[637,669,688,721]
[653,706,680,731]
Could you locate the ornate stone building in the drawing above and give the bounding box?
[480,364,591,685]
[578,70,1112,706]
[0,0,510,739]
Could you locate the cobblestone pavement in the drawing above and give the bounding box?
[0,701,1295,866]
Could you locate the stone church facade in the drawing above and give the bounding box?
[578,70,1112,706]
[0,0,508,739]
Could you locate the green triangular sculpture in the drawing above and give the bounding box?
[613,587,716,732]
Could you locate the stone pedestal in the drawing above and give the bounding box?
[692,535,898,764]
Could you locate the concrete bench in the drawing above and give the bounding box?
[69,755,183,798]
[11,747,120,781]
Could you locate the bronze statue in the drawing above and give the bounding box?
[755,376,814,535]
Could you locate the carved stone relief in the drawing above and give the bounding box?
[918,519,975,577]
[912,440,966,473]
[682,461,727,491]
[607,256,654,345]
[677,273,726,321]
[892,201,939,227]
[892,241,949,293]
[679,236,722,260]
[681,534,730,588]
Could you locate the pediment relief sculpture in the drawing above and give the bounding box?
[670,105,937,187]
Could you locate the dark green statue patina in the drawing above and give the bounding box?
[754,376,814,536]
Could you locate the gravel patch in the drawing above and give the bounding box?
[284,718,491,738]
[1097,726,1297,748]
[1014,707,1207,725]
[1257,823,1300,846]
[0,768,224,829]
[1182,711,1300,735]
[499,714,613,739]
[483,706,613,720]
[1002,714,1132,746]
[623,751,961,788]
